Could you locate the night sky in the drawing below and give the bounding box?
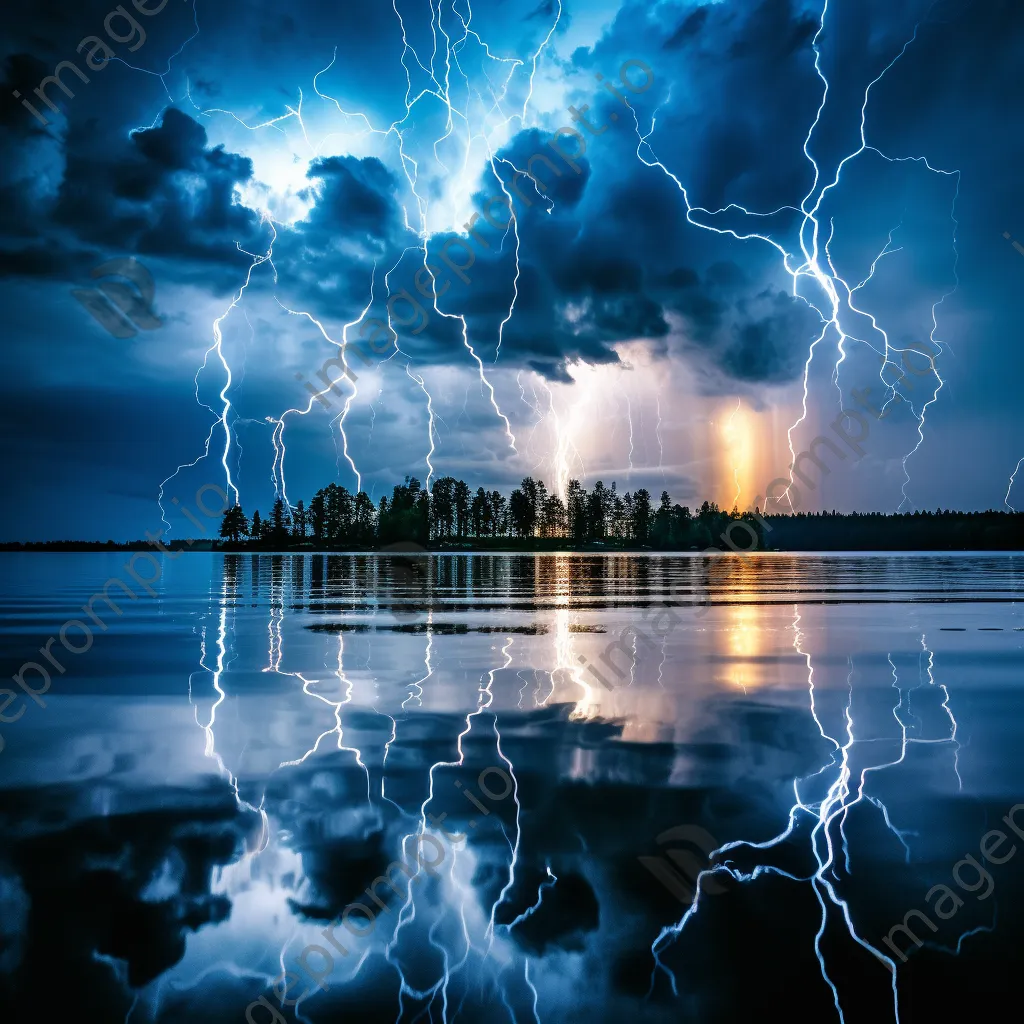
[1,0,1022,540]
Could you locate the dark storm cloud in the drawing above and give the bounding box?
[0,0,826,387]
[495,127,591,209]
[357,0,834,386]
[267,153,427,323]
[58,108,262,267]
[547,0,833,388]
[381,125,671,377]
[575,0,825,213]
[480,122,675,371]
[662,259,822,384]
[506,870,600,954]
[0,105,265,287]
[299,156,405,244]
[0,54,52,137]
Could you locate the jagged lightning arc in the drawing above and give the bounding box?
[277,286,376,498]
[151,0,568,520]
[1004,457,1024,511]
[157,230,276,531]
[383,636,530,1019]
[180,75,387,508]
[109,0,201,103]
[648,606,965,1024]
[153,6,562,1015]
[235,0,560,504]
[188,27,562,989]
[310,0,565,468]
[537,376,588,502]
[632,1,960,512]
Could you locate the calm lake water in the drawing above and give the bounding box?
[1,552,1023,1023]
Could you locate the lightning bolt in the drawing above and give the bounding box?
[105,0,201,104]
[896,174,960,511]
[385,635,527,1021]
[1004,457,1024,511]
[539,377,587,502]
[655,390,666,483]
[625,392,635,480]
[648,602,968,1024]
[632,1,960,511]
[151,8,566,982]
[315,0,555,467]
[157,229,276,531]
[191,569,269,838]
[160,0,568,516]
[276,284,375,498]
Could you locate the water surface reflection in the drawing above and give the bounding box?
[0,552,1022,1023]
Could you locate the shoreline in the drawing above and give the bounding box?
[1,543,1023,554]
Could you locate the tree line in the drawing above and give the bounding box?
[217,476,767,549]
[2,491,1018,550]
[760,508,1024,551]
[217,478,1024,551]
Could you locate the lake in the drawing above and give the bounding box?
[1,552,1022,1023]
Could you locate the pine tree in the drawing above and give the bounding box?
[271,498,288,542]
[291,500,306,539]
[219,505,249,543]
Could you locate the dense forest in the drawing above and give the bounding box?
[212,476,1024,552]
[218,476,731,548]
[761,508,1024,551]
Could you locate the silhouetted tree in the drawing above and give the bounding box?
[291,500,306,539]
[509,487,531,538]
[540,492,567,537]
[308,490,326,541]
[354,491,375,544]
[454,479,470,539]
[270,498,289,544]
[567,480,588,541]
[431,477,456,540]
[520,476,539,536]
[379,477,428,544]
[219,505,249,543]
[632,489,652,543]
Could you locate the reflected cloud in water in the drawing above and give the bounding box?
[0,552,1023,1022]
